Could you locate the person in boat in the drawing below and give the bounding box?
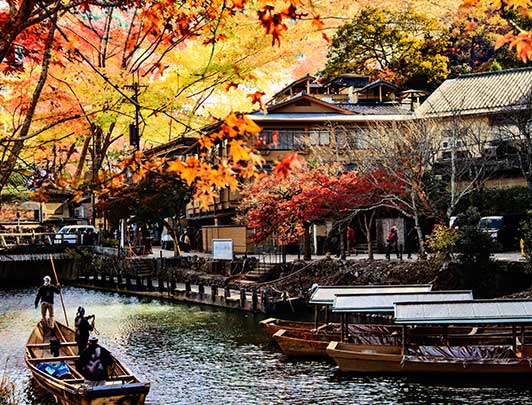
[74,306,95,354]
[76,336,112,381]
[34,275,61,327]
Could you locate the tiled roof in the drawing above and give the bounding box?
[416,67,532,118]
[338,103,410,115]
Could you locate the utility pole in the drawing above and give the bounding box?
[125,71,142,151]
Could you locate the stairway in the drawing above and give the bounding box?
[126,257,155,276]
[244,262,276,282]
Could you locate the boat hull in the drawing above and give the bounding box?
[273,329,338,358]
[25,322,150,405]
[326,341,532,375]
[259,318,318,338]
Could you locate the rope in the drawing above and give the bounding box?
[255,260,317,287]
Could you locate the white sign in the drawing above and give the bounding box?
[212,239,233,260]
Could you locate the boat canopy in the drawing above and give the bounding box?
[332,291,473,313]
[309,284,432,305]
[394,299,532,325]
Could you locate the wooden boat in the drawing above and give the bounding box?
[327,299,532,375]
[272,324,404,358]
[272,329,337,358]
[25,321,150,405]
[259,318,336,337]
[326,341,532,374]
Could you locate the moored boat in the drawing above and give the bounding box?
[25,321,150,405]
[272,329,337,358]
[327,299,532,375]
[259,317,331,337]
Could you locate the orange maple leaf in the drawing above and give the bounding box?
[273,152,305,178]
[322,32,330,43]
[247,91,266,107]
[233,0,247,9]
[312,15,324,30]
[226,81,239,91]
[229,139,251,162]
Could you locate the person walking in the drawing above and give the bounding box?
[386,226,399,259]
[34,275,61,327]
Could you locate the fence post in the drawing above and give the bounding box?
[240,289,246,307]
[252,288,258,313]
[211,285,218,302]
[224,286,231,300]
[185,281,191,296]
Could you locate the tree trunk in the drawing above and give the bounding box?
[339,224,346,260]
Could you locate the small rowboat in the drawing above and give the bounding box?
[25,321,150,405]
[259,317,338,338]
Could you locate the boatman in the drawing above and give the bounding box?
[74,307,95,353]
[34,275,61,327]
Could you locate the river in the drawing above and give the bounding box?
[2,286,532,404]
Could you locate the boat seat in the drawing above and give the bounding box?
[63,378,85,384]
[27,342,78,349]
[110,375,135,380]
[28,355,79,363]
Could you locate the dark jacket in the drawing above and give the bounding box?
[35,284,60,307]
[76,344,112,380]
[75,316,94,341]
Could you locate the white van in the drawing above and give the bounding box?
[54,225,97,245]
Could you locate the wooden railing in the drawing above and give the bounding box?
[0,232,91,248]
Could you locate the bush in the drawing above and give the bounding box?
[425,224,460,260]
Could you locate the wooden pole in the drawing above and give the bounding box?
[50,255,69,326]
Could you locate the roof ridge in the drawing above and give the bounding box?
[456,66,532,79]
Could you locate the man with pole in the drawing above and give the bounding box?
[34,275,61,328]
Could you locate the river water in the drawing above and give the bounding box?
[2,286,532,404]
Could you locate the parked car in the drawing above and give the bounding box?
[54,225,97,245]
[478,214,524,251]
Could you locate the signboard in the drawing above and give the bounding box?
[212,239,233,260]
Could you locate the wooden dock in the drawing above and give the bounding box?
[71,273,301,314]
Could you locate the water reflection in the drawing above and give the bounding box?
[2,286,532,404]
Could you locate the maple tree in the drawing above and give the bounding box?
[447,0,520,74]
[239,164,402,259]
[465,0,532,62]
[0,0,320,211]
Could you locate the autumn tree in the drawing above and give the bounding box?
[447,0,521,74]
[322,7,450,89]
[239,164,400,259]
[0,0,320,211]
[468,0,532,63]
[97,169,191,255]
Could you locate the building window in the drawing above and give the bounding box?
[309,129,330,146]
[260,128,305,150]
[335,127,366,149]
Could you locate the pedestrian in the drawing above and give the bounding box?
[346,225,356,255]
[406,227,418,259]
[34,275,61,327]
[74,306,95,354]
[386,226,399,259]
